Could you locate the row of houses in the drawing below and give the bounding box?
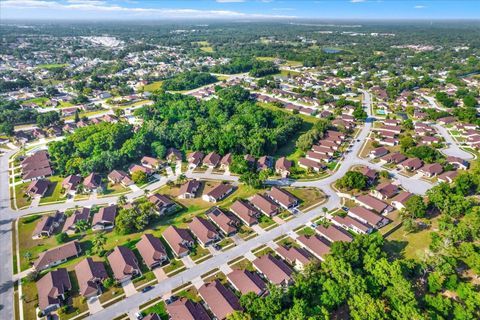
[299,130,347,172]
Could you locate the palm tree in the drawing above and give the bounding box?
[118,195,127,205]
[93,232,107,255]
[75,219,90,235]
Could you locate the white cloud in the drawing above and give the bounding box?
[0,0,295,19]
[414,5,426,9]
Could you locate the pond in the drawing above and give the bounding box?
[323,47,341,54]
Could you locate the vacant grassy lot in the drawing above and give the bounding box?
[284,187,326,210]
[143,81,164,92]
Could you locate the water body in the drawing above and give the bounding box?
[323,47,342,54]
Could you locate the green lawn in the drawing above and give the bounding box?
[190,245,211,262]
[284,187,326,210]
[143,81,164,92]
[39,176,67,204]
[218,237,234,250]
[237,225,256,240]
[22,97,50,107]
[296,226,316,237]
[163,259,185,275]
[258,215,276,229]
[142,301,168,320]
[229,258,255,272]
[177,286,201,302]
[14,182,32,209]
[21,278,38,320]
[36,63,68,70]
[254,246,275,258]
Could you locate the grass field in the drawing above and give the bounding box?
[284,187,326,210]
[35,63,68,70]
[39,176,66,204]
[142,301,168,319]
[22,97,50,107]
[13,182,32,209]
[143,81,164,92]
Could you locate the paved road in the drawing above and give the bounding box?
[432,124,474,160]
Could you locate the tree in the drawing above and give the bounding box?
[352,106,367,121]
[36,111,60,128]
[55,232,68,244]
[92,232,107,255]
[400,135,415,152]
[240,171,262,189]
[132,170,147,185]
[74,109,80,123]
[403,195,427,219]
[118,195,127,205]
[75,219,90,234]
[336,171,368,190]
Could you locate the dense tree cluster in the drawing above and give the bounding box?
[0,99,38,134]
[162,71,217,91]
[336,171,368,190]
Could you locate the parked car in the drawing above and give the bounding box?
[142,285,154,293]
[342,207,349,212]
[135,312,143,320]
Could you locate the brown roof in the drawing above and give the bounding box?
[62,175,82,189]
[298,157,325,170]
[34,241,80,270]
[75,258,108,297]
[187,151,204,165]
[198,280,242,320]
[253,254,293,285]
[21,151,53,180]
[391,191,414,205]
[108,170,129,183]
[360,167,377,180]
[400,158,423,170]
[275,245,315,266]
[136,234,168,269]
[92,205,117,226]
[356,194,389,213]
[32,215,54,237]
[141,156,160,167]
[220,153,233,166]
[251,194,279,216]
[188,216,219,245]
[268,187,298,208]
[162,226,193,257]
[316,225,352,243]
[374,182,399,198]
[143,314,162,320]
[275,157,292,171]
[297,235,331,260]
[129,164,153,175]
[166,298,211,320]
[205,183,233,201]
[203,152,221,167]
[83,172,102,189]
[348,206,385,227]
[107,246,140,281]
[206,207,238,235]
[382,152,407,164]
[148,193,174,210]
[37,268,71,310]
[227,269,266,296]
[438,171,459,182]
[179,179,200,196]
[166,148,183,161]
[62,207,90,232]
[230,199,259,225]
[420,163,443,175]
[257,156,273,170]
[26,179,49,196]
[332,215,371,234]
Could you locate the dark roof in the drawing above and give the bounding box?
[166,297,211,320]
[199,280,242,320]
[75,258,108,297]
[92,205,117,225]
[206,207,238,235]
[162,226,193,256]
[136,234,168,268]
[62,207,90,232]
[37,268,71,310]
[229,199,259,225]
[34,241,80,270]
[253,254,293,285]
[188,216,219,245]
[315,225,352,243]
[107,246,140,281]
[268,187,298,208]
[297,235,331,260]
[179,179,200,195]
[227,269,266,295]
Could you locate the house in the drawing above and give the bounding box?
[355,195,393,214]
[37,268,71,314]
[230,199,259,226]
[188,216,220,247]
[166,148,183,162]
[297,235,331,261]
[315,225,352,243]
[128,164,153,176]
[370,147,389,159]
[306,151,332,163]
[198,280,242,320]
[419,163,443,177]
[251,194,280,217]
[438,116,455,125]
[32,212,64,239]
[206,207,239,236]
[178,180,201,199]
[62,207,90,234]
[227,269,267,296]
[92,205,117,231]
[446,156,469,170]
[25,179,49,198]
[62,175,82,194]
[220,153,233,170]
[21,150,53,181]
[75,258,108,298]
[267,187,299,209]
[348,206,390,229]
[253,254,293,286]
[107,170,133,187]
[360,167,378,184]
[381,152,407,164]
[143,314,161,320]
[187,151,204,167]
[202,183,234,203]
[166,298,211,320]
[275,245,316,271]
[148,193,176,214]
[107,246,141,282]
[141,156,162,170]
[438,171,459,184]
[34,241,81,271]
[331,215,372,234]
[162,226,194,258]
[136,234,168,269]
[275,157,293,178]
[257,156,273,171]
[371,182,399,200]
[203,152,221,168]
[298,157,325,172]
[399,158,423,171]
[83,172,102,192]
[391,192,414,210]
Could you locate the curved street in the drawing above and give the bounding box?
[0,89,471,320]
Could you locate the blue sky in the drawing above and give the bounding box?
[1,1,479,20]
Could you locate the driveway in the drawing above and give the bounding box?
[121,279,137,297]
[153,268,167,282]
[87,296,103,314]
